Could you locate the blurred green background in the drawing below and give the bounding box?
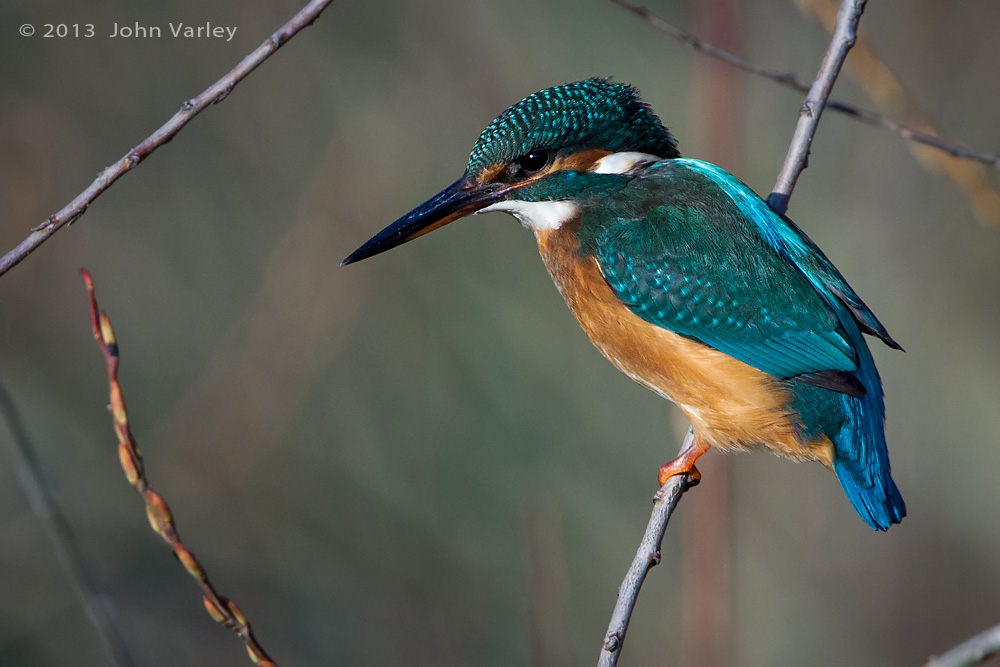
[2,0,999,665]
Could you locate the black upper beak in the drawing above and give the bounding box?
[341,175,505,266]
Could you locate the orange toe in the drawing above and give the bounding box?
[656,436,709,487]
[657,461,701,487]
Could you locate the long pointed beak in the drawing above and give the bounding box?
[341,175,505,266]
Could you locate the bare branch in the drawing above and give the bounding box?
[0,0,336,278]
[0,384,135,667]
[767,0,867,213]
[597,427,697,667]
[925,624,1000,667]
[607,0,1000,170]
[81,269,277,667]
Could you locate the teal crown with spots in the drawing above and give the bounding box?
[466,78,680,178]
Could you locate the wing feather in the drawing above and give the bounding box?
[583,161,866,391]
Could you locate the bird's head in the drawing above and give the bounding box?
[342,78,679,265]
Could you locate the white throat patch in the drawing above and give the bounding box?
[477,200,579,231]
[590,151,662,175]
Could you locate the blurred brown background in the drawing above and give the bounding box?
[1,1,999,665]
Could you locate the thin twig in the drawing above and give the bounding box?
[925,623,1000,667]
[767,0,867,214]
[597,427,697,667]
[609,0,805,86]
[826,102,1000,167]
[81,269,277,667]
[0,0,336,278]
[607,0,1000,170]
[0,384,135,667]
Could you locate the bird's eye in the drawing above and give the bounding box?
[515,150,551,174]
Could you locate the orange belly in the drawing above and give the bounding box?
[534,225,834,467]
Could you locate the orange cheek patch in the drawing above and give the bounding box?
[475,163,505,184]
[551,149,612,172]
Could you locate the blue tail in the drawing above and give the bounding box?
[829,323,906,531]
[739,190,905,529]
[763,209,905,530]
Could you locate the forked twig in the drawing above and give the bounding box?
[0,0,336,278]
[81,269,276,666]
[794,0,1000,226]
[607,0,1000,170]
[597,1,868,662]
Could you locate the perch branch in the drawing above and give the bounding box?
[597,427,697,667]
[767,0,867,214]
[925,623,1000,667]
[81,269,276,667]
[598,1,867,662]
[0,384,135,666]
[0,0,336,278]
[608,0,1000,170]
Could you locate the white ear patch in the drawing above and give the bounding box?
[477,200,579,231]
[591,151,662,174]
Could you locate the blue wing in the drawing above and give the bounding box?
[583,160,867,388]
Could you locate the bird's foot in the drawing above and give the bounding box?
[657,460,701,487]
[656,437,709,487]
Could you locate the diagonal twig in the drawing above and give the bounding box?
[81,269,277,667]
[607,0,1000,170]
[925,623,1000,667]
[597,428,697,667]
[0,0,336,278]
[597,1,868,663]
[0,384,135,667]
[767,0,868,214]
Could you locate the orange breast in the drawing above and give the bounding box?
[534,225,834,467]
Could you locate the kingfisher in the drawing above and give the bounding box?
[342,78,905,530]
